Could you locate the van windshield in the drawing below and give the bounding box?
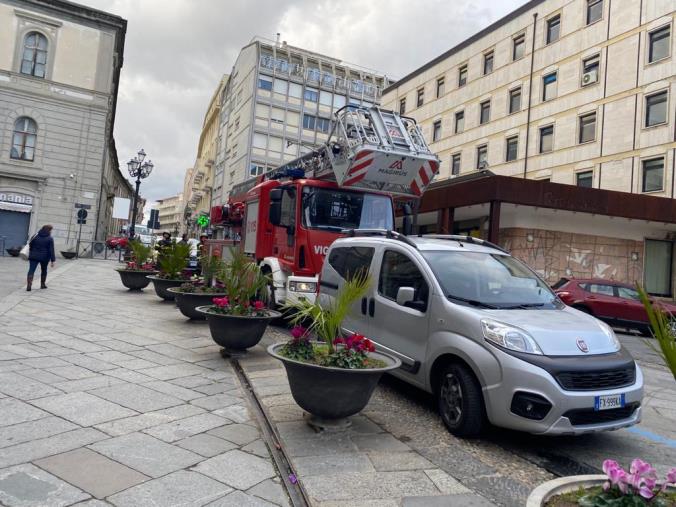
[302,188,393,231]
[422,251,561,309]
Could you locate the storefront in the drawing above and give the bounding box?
[0,190,33,252]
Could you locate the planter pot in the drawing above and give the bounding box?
[61,251,77,259]
[147,275,186,301]
[116,269,157,290]
[6,248,20,257]
[196,306,281,355]
[267,342,401,424]
[167,288,228,320]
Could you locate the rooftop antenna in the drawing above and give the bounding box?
[275,32,280,47]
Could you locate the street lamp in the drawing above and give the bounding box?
[126,148,154,239]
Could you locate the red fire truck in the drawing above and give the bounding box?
[218,106,440,306]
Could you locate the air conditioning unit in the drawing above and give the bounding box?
[581,69,598,86]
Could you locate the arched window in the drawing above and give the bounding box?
[11,117,37,161]
[20,32,48,78]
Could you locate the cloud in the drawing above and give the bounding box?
[78,0,524,206]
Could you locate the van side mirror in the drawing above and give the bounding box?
[269,189,283,226]
[396,287,415,306]
[402,203,413,236]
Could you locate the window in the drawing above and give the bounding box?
[479,100,491,124]
[258,77,273,91]
[458,65,467,87]
[20,32,48,78]
[304,88,318,102]
[578,112,596,143]
[288,82,303,98]
[649,25,671,63]
[316,116,331,134]
[539,125,554,153]
[586,0,603,25]
[588,283,614,296]
[645,239,672,296]
[476,144,488,169]
[581,54,600,86]
[10,117,37,161]
[483,51,494,75]
[546,15,561,44]
[645,91,667,127]
[436,77,445,98]
[642,158,664,192]
[451,154,461,175]
[302,114,316,130]
[454,111,464,133]
[319,90,332,106]
[513,34,525,60]
[250,164,265,178]
[328,246,375,281]
[509,88,521,114]
[252,133,267,149]
[417,88,424,107]
[333,95,346,108]
[542,72,557,101]
[576,170,593,187]
[617,286,640,300]
[273,79,287,94]
[505,136,518,162]
[378,250,429,311]
[270,107,285,124]
[399,98,406,114]
[432,120,442,142]
[279,186,296,228]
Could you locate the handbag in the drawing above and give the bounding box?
[19,234,36,261]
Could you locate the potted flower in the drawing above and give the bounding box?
[196,248,280,355]
[168,256,228,320]
[61,247,77,259]
[115,240,157,290]
[267,273,401,429]
[527,459,676,506]
[6,246,21,257]
[147,242,191,300]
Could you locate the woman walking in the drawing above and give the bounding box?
[27,224,55,291]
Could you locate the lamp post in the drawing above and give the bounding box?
[126,148,154,239]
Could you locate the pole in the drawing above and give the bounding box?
[129,175,141,239]
[76,221,83,259]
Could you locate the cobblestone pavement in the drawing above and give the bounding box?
[0,260,289,507]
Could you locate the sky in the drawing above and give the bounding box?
[79,0,525,207]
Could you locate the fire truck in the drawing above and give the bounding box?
[219,105,440,306]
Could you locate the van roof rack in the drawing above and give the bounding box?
[342,229,418,249]
[421,234,509,254]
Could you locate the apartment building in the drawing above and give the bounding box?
[382,0,675,296]
[0,0,126,251]
[155,193,183,236]
[210,36,391,230]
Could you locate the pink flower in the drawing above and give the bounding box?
[639,485,655,499]
[291,326,307,339]
[666,468,676,485]
[254,300,265,310]
[212,296,229,308]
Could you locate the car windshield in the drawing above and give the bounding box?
[422,250,561,309]
[302,188,393,231]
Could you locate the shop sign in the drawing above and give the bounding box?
[0,191,33,207]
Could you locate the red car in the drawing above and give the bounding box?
[105,236,129,249]
[553,278,676,336]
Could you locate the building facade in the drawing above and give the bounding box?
[210,36,391,234]
[155,193,183,236]
[0,0,126,252]
[97,138,134,240]
[382,0,675,296]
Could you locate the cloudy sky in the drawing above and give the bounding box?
[79,0,525,206]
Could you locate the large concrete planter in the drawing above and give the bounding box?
[267,342,401,423]
[167,288,227,320]
[147,276,185,301]
[196,306,281,355]
[116,270,157,290]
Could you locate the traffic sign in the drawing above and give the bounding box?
[196,215,210,228]
[74,203,92,210]
[77,209,88,220]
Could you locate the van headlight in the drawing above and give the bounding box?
[289,281,317,293]
[599,321,621,351]
[481,319,543,355]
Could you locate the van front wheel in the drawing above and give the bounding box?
[437,363,485,438]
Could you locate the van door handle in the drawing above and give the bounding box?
[361,297,367,315]
[368,298,375,317]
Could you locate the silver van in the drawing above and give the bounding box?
[318,231,643,437]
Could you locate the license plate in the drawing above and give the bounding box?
[594,393,625,411]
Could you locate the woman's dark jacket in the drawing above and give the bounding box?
[29,230,55,262]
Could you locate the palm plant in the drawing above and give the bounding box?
[200,255,224,286]
[128,240,153,266]
[282,271,370,354]
[637,284,676,381]
[216,248,270,314]
[157,242,191,279]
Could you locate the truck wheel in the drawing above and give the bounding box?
[437,363,485,438]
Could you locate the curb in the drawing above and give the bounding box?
[525,475,605,507]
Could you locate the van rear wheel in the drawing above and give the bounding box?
[437,363,485,438]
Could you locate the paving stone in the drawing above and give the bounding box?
[139,363,210,380]
[212,404,252,423]
[351,434,411,453]
[0,372,63,400]
[45,365,99,380]
[128,350,182,366]
[191,393,241,411]
[194,382,236,395]
[169,375,213,388]
[103,368,156,384]
[0,398,48,427]
[51,339,110,354]
[31,392,137,426]
[35,448,149,499]
[301,471,439,502]
[424,469,470,495]
[16,368,68,384]
[53,375,125,393]
[89,383,183,412]
[143,380,204,401]
[283,433,360,457]
[19,357,71,369]
[318,501,398,507]
[464,473,531,507]
[0,463,89,507]
[144,413,228,442]
[0,428,107,469]
[176,433,237,457]
[89,432,202,478]
[208,423,260,446]
[247,478,289,507]
[86,351,155,369]
[96,340,143,352]
[193,449,276,490]
[367,452,434,472]
[0,416,77,448]
[71,500,113,506]
[206,490,277,507]
[402,494,496,506]
[108,470,231,507]
[241,439,270,459]
[293,453,375,476]
[60,354,118,372]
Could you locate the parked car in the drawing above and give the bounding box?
[318,232,643,437]
[552,278,676,337]
[105,236,128,249]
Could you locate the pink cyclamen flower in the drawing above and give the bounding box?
[667,468,676,484]
[291,326,306,339]
[630,458,656,479]
[254,300,265,310]
[639,485,655,499]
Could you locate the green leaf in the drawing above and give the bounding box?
[637,284,676,381]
